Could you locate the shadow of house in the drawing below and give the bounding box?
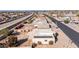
[16,39,28,47]
[11,32,20,35]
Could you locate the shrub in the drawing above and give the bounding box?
[8,35,18,47]
[49,41,53,45]
[64,19,70,24]
[32,43,37,48]
[38,41,42,45]
[28,19,34,24]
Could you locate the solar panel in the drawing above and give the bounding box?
[34,36,53,38]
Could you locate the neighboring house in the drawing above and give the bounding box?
[32,18,49,29]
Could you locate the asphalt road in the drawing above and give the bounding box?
[46,15,79,47]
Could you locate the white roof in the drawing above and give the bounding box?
[34,29,55,36]
[28,28,56,41]
[37,29,53,33]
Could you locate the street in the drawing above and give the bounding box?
[47,15,79,47]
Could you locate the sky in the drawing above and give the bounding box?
[0,0,78,10]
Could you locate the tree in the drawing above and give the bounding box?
[64,19,70,24]
[0,28,9,37]
[38,41,42,45]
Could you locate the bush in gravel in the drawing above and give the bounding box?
[49,41,53,45]
[7,35,18,47]
[32,43,37,48]
[64,19,70,24]
[38,41,42,45]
